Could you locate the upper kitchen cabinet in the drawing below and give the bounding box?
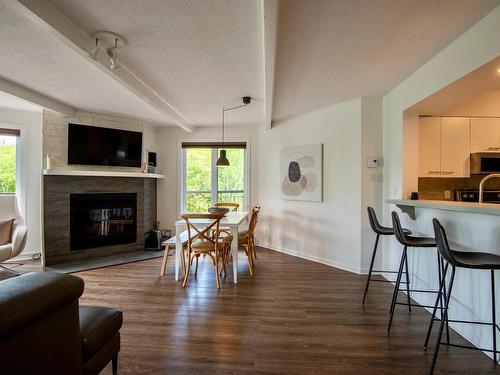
[418,117,441,177]
[440,117,470,177]
[470,117,500,152]
[418,116,470,178]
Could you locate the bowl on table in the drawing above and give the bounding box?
[208,206,230,216]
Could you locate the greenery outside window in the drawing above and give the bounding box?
[182,143,247,213]
[0,129,19,194]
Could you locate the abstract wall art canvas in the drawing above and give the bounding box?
[280,144,323,202]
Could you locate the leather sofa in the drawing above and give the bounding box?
[0,272,123,374]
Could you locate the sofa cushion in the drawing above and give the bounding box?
[0,219,14,245]
[79,305,123,361]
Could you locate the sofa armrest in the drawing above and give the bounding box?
[11,223,27,257]
[0,272,84,337]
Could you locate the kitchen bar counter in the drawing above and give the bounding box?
[386,199,500,219]
[385,197,499,358]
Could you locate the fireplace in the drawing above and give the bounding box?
[70,193,137,250]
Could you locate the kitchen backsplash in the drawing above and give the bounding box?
[418,176,500,200]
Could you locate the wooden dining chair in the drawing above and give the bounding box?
[237,206,261,276]
[214,202,240,238]
[182,213,232,289]
[214,202,240,212]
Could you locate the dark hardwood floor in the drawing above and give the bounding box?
[2,247,498,374]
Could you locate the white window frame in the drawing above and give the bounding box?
[178,138,251,215]
[0,123,27,215]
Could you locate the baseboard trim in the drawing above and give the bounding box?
[256,242,361,275]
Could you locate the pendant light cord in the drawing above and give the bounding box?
[222,107,225,144]
[221,102,248,145]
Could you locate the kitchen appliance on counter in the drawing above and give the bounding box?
[455,190,500,204]
[470,152,500,174]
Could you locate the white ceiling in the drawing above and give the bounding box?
[0,0,498,128]
[0,0,177,126]
[47,0,264,127]
[273,0,499,121]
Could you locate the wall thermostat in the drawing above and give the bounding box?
[367,159,379,168]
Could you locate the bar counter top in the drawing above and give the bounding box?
[386,199,500,218]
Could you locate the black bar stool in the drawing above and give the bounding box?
[363,207,411,304]
[388,211,447,333]
[426,219,500,375]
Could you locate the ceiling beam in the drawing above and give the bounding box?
[0,76,75,116]
[12,0,193,132]
[261,0,279,129]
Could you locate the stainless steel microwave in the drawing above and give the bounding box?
[470,152,500,174]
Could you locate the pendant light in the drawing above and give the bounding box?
[216,149,230,167]
[216,96,251,167]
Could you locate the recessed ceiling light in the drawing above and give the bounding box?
[497,67,500,75]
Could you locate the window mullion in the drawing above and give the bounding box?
[181,148,187,213]
[211,149,218,206]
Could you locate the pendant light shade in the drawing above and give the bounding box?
[216,149,230,167]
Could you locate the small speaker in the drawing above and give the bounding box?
[148,151,157,167]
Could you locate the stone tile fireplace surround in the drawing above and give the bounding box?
[43,175,157,266]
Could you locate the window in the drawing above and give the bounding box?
[182,143,247,213]
[185,148,212,212]
[0,129,19,194]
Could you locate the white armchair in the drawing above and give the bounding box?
[0,195,27,275]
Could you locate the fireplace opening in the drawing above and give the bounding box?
[70,193,137,250]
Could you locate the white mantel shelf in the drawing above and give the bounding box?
[43,169,164,179]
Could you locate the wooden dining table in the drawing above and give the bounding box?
[174,211,249,284]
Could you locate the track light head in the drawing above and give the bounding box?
[90,31,126,69]
[106,48,120,70]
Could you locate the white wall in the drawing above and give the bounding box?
[382,5,500,356]
[157,99,383,275]
[156,125,259,230]
[361,98,384,272]
[0,107,43,258]
[256,98,383,274]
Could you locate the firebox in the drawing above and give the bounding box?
[70,193,137,250]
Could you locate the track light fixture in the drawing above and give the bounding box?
[89,31,126,70]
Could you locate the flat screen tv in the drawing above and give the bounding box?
[68,123,142,167]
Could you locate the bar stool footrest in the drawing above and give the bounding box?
[395,302,440,309]
[433,318,500,330]
[399,289,439,293]
[370,279,409,284]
